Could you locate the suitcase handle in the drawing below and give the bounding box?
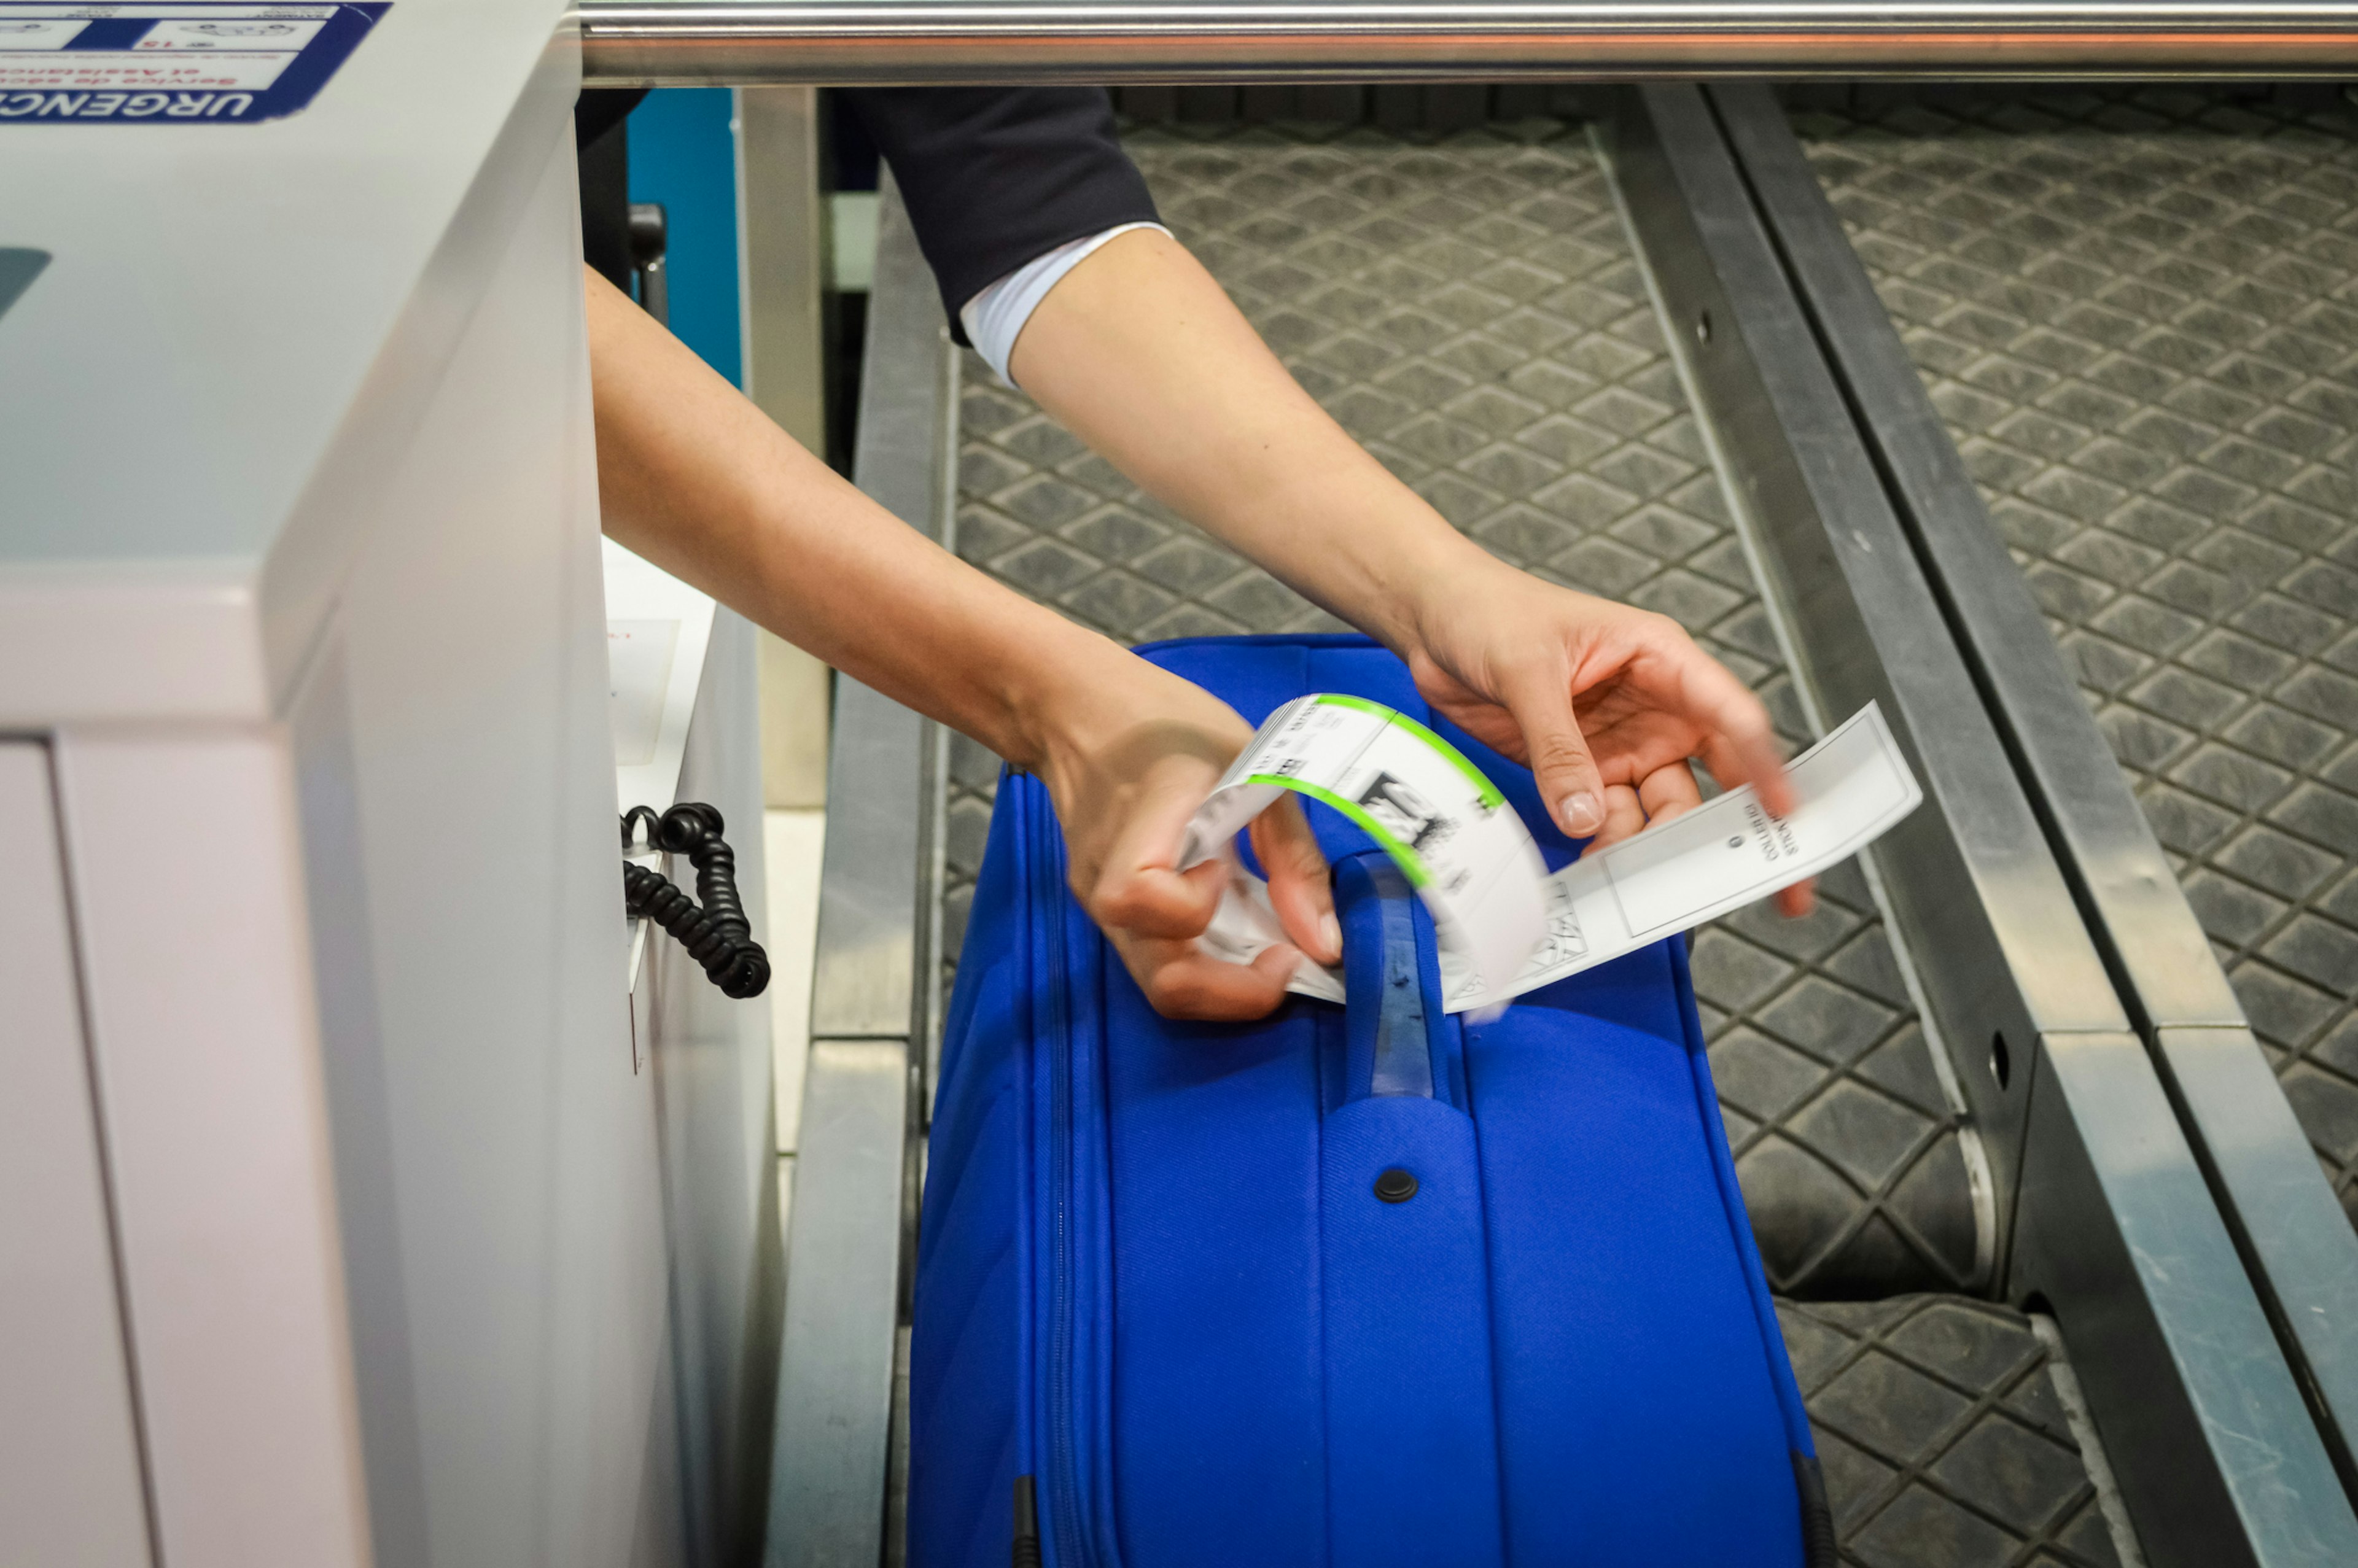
[1334,850,1451,1102]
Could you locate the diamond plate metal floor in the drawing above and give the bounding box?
[944,120,1982,1300]
[1792,87,2358,1227]
[1781,1297,2131,1567]
[910,115,2146,1568]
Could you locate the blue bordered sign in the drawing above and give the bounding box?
[0,3,387,124]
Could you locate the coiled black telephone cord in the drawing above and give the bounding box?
[621,802,771,999]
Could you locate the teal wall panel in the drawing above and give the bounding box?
[629,88,742,388]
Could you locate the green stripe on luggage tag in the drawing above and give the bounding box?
[1244,775,1434,888]
[1310,693,1506,810]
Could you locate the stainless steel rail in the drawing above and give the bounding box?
[765,174,949,1568]
[1698,79,2358,1502]
[1609,83,2358,1567]
[580,1,2358,85]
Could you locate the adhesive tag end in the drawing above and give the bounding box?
[1487,702,1921,1003]
[1182,697,1923,1016]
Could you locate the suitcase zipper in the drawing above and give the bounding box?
[1037,805,1090,1568]
[1039,842,1453,1567]
[1036,843,1454,1565]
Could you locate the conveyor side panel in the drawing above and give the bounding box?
[1788,86,2358,1231]
[1710,78,2358,1500]
[1610,83,2358,1567]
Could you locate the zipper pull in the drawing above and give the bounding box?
[1013,1474,1042,1568]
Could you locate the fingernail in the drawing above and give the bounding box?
[1319,912,1341,958]
[1559,791,1604,835]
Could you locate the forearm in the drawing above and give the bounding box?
[583,266,1122,771]
[1007,228,1501,651]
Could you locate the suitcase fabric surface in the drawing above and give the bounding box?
[911,634,1830,1568]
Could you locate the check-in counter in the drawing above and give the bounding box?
[0,7,771,1565]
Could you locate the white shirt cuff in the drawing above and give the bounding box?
[958,221,1169,387]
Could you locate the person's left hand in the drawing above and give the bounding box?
[1033,651,1342,1019]
[1397,555,1813,915]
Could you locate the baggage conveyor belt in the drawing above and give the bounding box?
[947,123,1991,1304]
[1788,85,2358,1225]
[940,118,2126,1568]
[773,92,2358,1568]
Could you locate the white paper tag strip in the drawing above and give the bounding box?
[1485,702,1922,1008]
[1183,699,1921,1014]
[1178,693,1552,1007]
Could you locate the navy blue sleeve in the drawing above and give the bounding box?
[574,88,652,295]
[840,88,1160,346]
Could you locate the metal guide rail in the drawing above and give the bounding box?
[1606,82,2358,1564]
[1699,77,2358,1506]
[766,179,951,1568]
[579,1,2358,85]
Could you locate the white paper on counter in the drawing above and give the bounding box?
[603,538,717,820]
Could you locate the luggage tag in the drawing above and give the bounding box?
[1178,693,1551,1011]
[1181,697,1923,1014]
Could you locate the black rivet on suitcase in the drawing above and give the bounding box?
[1374,1168,1418,1203]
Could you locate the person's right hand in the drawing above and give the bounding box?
[1395,552,1814,916]
[1032,653,1340,1021]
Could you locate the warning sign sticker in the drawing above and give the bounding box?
[0,4,387,124]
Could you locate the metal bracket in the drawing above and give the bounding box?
[765,175,952,1568]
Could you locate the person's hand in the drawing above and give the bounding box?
[1032,654,1340,1019]
[1400,556,1814,916]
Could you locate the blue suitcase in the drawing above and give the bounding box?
[911,634,1832,1568]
